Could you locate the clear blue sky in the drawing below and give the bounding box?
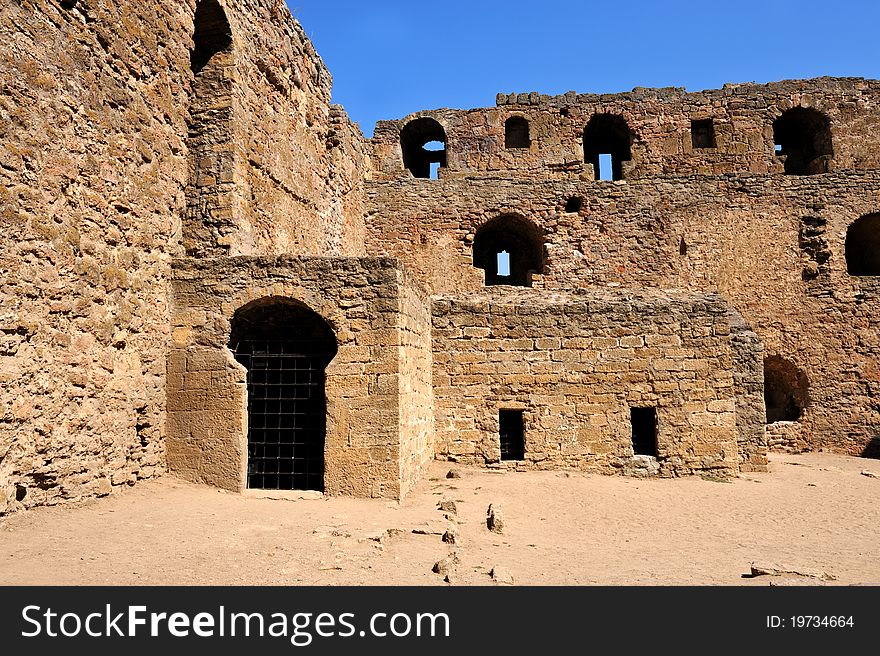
[287,1,880,137]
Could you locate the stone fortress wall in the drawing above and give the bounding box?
[1,0,877,515]
[0,0,367,513]
[365,80,880,460]
[370,79,880,179]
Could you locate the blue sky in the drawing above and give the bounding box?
[287,1,880,137]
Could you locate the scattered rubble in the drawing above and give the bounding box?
[749,562,837,581]
[487,504,504,533]
[489,566,514,585]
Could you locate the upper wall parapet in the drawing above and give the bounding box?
[370,77,880,181]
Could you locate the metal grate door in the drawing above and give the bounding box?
[232,340,326,491]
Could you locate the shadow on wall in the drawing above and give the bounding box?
[861,436,880,459]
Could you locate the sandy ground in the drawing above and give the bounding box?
[0,452,878,586]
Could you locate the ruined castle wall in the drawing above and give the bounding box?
[168,257,422,500]
[365,171,880,455]
[371,78,880,180]
[396,268,434,498]
[0,0,368,514]
[0,0,198,514]
[184,0,367,258]
[431,290,739,476]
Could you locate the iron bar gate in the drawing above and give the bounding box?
[231,339,326,491]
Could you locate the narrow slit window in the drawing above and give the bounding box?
[598,153,613,181]
[496,251,511,277]
[499,410,525,461]
[630,407,657,457]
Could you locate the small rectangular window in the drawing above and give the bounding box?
[499,409,525,461]
[630,407,658,457]
[691,119,716,149]
[565,196,583,213]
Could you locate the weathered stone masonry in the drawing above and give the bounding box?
[168,257,432,499]
[0,0,368,513]
[365,80,880,459]
[432,289,744,477]
[2,0,877,514]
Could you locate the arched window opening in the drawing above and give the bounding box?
[229,298,338,492]
[772,107,833,175]
[191,0,233,74]
[845,214,880,276]
[505,117,531,149]
[473,215,544,287]
[764,355,809,423]
[583,113,632,181]
[401,117,447,179]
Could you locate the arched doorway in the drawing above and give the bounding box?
[764,355,809,423]
[191,0,233,73]
[228,298,337,491]
[504,116,531,149]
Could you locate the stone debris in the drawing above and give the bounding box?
[362,528,406,544]
[446,469,463,479]
[860,470,878,479]
[768,578,827,587]
[437,499,458,514]
[486,504,505,533]
[312,525,351,538]
[749,562,837,581]
[432,552,460,577]
[441,527,459,545]
[489,566,514,585]
[412,520,452,536]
